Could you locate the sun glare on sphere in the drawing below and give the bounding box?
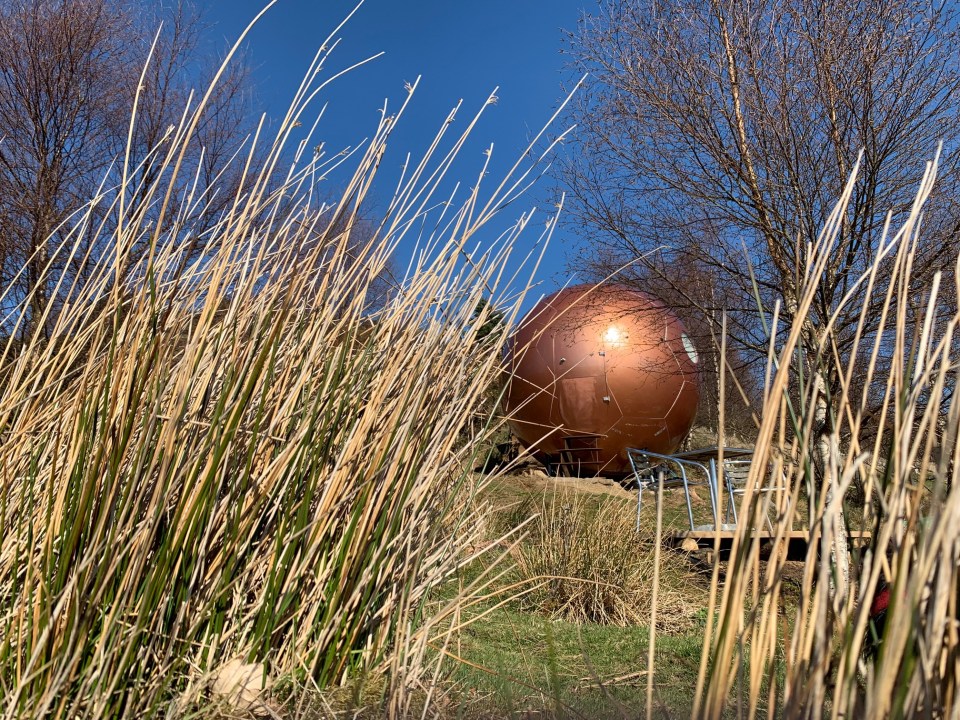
[604,325,625,346]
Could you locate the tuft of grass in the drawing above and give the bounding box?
[510,490,705,632]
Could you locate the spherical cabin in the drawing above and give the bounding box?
[503,284,701,476]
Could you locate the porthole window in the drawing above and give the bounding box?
[681,333,699,364]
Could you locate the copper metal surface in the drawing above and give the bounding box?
[503,284,701,476]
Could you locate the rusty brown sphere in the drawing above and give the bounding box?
[503,283,701,476]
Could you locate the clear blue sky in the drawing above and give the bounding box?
[203,0,591,307]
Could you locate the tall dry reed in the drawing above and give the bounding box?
[0,11,567,718]
[689,155,960,719]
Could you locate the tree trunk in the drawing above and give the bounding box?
[813,367,850,598]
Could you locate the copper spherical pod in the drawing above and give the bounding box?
[503,283,701,476]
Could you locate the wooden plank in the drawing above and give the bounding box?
[665,528,873,561]
[671,529,871,540]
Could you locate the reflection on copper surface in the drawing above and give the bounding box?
[503,283,701,477]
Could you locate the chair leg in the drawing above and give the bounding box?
[707,458,720,530]
[635,485,643,533]
[726,476,738,525]
[679,468,695,531]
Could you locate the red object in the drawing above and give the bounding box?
[503,284,701,476]
[870,585,890,618]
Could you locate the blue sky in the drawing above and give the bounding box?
[203,0,591,307]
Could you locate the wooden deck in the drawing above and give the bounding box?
[667,529,872,560]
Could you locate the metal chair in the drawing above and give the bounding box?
[627,448,720,532]
[720,456,783,532]
[720,457,751,524]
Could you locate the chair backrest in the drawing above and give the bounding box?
[722,458,752,488]
[628,455,671,488]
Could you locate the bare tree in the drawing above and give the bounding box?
[0,0,126,337]
[562,0,960,589]
[632,254,761,438]
[0,0,254,340]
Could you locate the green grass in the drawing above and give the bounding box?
[448,603,706,719]
[421,476,715,719]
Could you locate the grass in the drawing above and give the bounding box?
[691,158,960,718]
[509,489,705,629]
[422,474,810,719]
[448,604,703,719]
[421,477,714,719]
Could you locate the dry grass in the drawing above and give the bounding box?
[689,156,960,718]
[510,490,705,632]
[0,14,571,719]
[3,6,958,719]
